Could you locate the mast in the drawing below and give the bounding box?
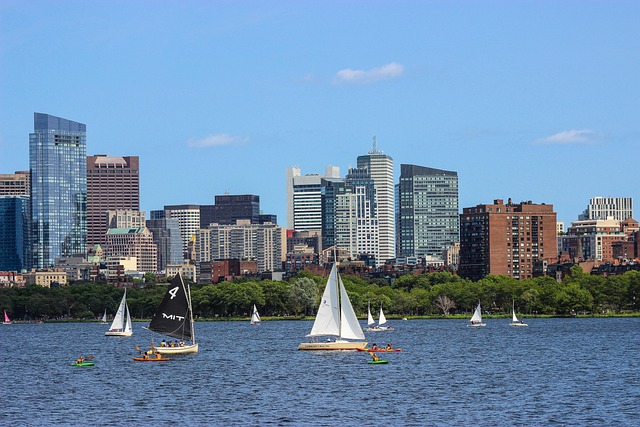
[187,282,195,344]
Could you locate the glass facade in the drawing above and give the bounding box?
[0,196,30,271]
[29,113,87,268]
[398,164,459,258]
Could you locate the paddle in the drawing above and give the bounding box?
[86,355,94,360]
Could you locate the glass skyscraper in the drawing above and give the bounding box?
[398,164,459,258]
[30,113,87,268]
[0,196,29,271]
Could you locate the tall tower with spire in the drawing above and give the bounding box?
[357,136,395,265]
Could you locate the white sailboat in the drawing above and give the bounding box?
[365,303,393,331]
[100,310,108,324]
[509,301,528,327]
[468,302,486,327]
[250,304,261,325]
[150,273,198,354]
[298,263,368,350]
[105,289,133,336]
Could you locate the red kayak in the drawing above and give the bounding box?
[357,348,402,353]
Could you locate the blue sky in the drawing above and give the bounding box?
[1,1,638,226]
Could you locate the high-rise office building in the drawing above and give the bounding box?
[287,166,340,231]
[30,113,87,268]
[156,205,200,261]
[86,155,140,247]
[578,197,633,221]
[146,217,183,272]
[200,194,260,227]
[0,196,29,271]
[397,164,459,258]
[357,138,395,264]
[459,199,557,281]
[104,227,157,273]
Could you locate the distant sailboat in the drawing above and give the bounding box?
[250,304,261,325]
[3,310,12,325]
[365,303,393,331]
[298,263,368,350]
[149,273,198,354]
[509,301,528,327]
[468,302,486,327]
[100,310,108,324]
[105,289,133,336]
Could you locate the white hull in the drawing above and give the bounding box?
[467,323,486,327]
[364,327,394,332]
[155,343,199,354]
[298,340,367,351]
[509,323,528,327]
[105,330,133,336]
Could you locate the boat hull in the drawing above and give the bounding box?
[154,343,199,354]
[467,323,486,327]
[364,327,394,332]
[105,330,132,336]
[298,340,368,351]
[367,360,389,364]
[133,357,170,362]
[72,362,95,366]
[509,323,528,327]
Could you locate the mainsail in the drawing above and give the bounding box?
[470,302,483,324]
[110,290,127,331]
[367,303,375,326]
[338,274,365,340]
[307,264,340,337]
[251,304,261,325]
[378,305,387,326]
[148,274,194,341]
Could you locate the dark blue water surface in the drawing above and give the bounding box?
[1,318,639,426]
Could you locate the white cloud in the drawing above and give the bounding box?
[187,133,248,148]
[335,62,404,84]
[534,129,597,145]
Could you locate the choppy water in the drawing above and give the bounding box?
[1,318,639,426]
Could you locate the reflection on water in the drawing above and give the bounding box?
[2,318,640,426]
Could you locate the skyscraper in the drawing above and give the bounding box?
[30,113,87,268]
[357,138,395,264]
[0,196,29,271]
[397,164,459,258]
[86,155,140,247]
[286,166,340,231]
[578,197,633,221]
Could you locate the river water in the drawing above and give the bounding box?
[1,318,639,426]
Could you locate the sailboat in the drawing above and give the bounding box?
[468,302,486,327]
[100,310,108,324]
[298,263,368,350]
[364,303,393,331]
[250,304,261,325]
[3,310,12,325]
[509,301,528,327]
[105,289,133,336]
[149,273,198,354]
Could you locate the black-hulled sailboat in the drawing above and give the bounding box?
[148,273,198,354]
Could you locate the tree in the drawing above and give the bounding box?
[288,277,318,316]
[434,294,456,316]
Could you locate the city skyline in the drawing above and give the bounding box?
[1,2,638,226]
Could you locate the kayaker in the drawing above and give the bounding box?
[76,355,84,364]
[370,352,380,362]
[371,343,378,350]
[386,343,393,350]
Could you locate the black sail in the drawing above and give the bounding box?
[148,273,193,341]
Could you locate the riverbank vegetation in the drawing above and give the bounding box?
[1,266,639,320]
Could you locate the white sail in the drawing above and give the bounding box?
[512,308,519,323]
[109,290,127,331]
[470,302,483,323]
[378,305,387,326]
[101,310,107,323]
[251,304,261,325]
[308,264,340,337]
[367,303,375,326]
[338,275,366,340]
[124,303,132,333]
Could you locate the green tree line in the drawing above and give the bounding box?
[1,266,639,320]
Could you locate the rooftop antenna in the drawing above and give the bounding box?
[370,135,381,154]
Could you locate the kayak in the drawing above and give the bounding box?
[133,356,170,362]
[357,348,402,353]
[72,362,95,367]
[367,360,389,364]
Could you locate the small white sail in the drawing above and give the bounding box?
[109,291,127,331]
[338,275,366,340]
[308,264,340,337]
[251,304,261,325]
[367,303,375,326]
[101,310,107,323]
[470,302,483,324]
[378,305,387,326]
[512,310,519,323]
[124,302,132,334]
